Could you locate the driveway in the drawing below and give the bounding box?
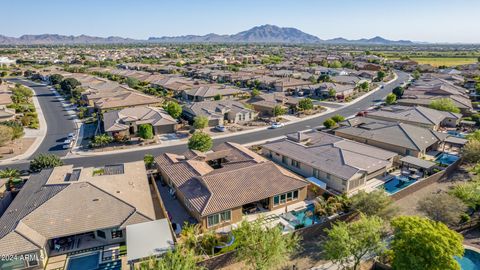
[7,79,76,158]
[1,71,409,170]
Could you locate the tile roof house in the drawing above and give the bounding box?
[182,85,246,102]
[0,161,156,269]
[183,100,258,126]
[397,77,473,114]
[155,142,309,230]
[365,105,462,130]
[262,131,397,194]
[103,106,177,137]
[335,117,447,157]
[248,93,300,117]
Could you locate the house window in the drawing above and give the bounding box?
[282,156,288,164]
[207,210,231,227]
[111,228,123,239]
[291,159,300,168]
[326,173,331,180]
[313,169,320,178]
[273,190,300,207]
[97,230,106,239]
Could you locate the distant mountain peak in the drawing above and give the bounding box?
[0,25,417,45]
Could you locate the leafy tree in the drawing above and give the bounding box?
[30,154,64,172]
[329,60,342,68]
[449,179,480,210]
[144,154,155,169]
[213,94,222,101]
[429,98,461,113]
[60,78,81,93]
[235,218,300,270]
[417,193,467,226]
[193,116,209,130]
[164,101,182,119]
[0,168,20,179]
[298,98,314,111]
[376,71,386,81]
[137,245,202,270]
[251,88,260,97]
[392,86,404,98]
[188,131,212,152]
[359,81,369,91]
[90,134,114,147]
[0,71,7,77]
[390,216,464,270]
[0,125,13,146]
[309,75,317,83]
[331,114,345,123]
[138,124,154,139]
[328,88,336,99]
[323,118,337,129]
[272,105,287,117]
[324,214,385,270]
[314,195,347,216]
[412,70,421,80]
[318,74,332,83]
[385,93,397,105]
[463,138,480,164]
[126,77,140,88]
[49,74,64,85]
[350,190,398,220]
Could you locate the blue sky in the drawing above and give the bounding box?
[2,0,478,43]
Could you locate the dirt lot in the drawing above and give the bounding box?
[0,137,35,160]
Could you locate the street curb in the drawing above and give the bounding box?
[66,71,401,158]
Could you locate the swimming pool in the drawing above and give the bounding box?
[436,153,460,166]
[456,249,480,270]
[382,175,417,194]
[448,130,467,139]
[66,252,100,270]
[283,204,317,228]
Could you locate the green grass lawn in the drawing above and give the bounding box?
[386,56,478,67]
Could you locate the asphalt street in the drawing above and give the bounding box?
[2,71,409,170]
[7,78,76,157]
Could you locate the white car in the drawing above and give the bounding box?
[215,125,226,132]
[63,139,73,149]
[271,122,285,129]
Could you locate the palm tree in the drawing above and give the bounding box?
[0,168,19,179]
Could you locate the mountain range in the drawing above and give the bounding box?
[0,25,416,45]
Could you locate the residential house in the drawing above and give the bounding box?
[183,100,258,126]
[155,142,309,230]
[335,117,446,157]
[182,85,246,102]
[365,105,462,130]
[103,106,177,137]
[262,131,397,194]
[248,93,299,116]
[398,77,473,114]
[0,161,156,270]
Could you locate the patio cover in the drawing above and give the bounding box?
[444,136,468,146]
[126,219,174,263]
[306,177,327,190]
[400,156,436,170]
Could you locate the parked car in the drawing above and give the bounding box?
[215,125,226,132]
[63,139,74,149]
[271,122,285,129]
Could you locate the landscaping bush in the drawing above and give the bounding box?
[30,154,63,172]
[138,124,154,140]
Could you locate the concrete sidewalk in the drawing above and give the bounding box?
[65,72,399,159]
[0,82,48,164]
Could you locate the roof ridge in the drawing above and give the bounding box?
[397,123,421,150]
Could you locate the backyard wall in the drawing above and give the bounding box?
[390,158,462,201]
[197,212,358,270]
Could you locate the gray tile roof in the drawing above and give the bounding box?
[103,106,176,132]
[336,117,443,151]
[367,105,461,126]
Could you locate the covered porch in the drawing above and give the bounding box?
[48,232,105,257]
[399,156,437,179]
[242,198,270,215]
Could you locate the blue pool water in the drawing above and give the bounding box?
[67,252,100,270]
[436,153,460,166]
[383,175,417,194]
[289,204,317,227]
[448,130,467,139]
[456,249,480,270]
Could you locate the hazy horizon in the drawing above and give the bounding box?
[2,0,479,43]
